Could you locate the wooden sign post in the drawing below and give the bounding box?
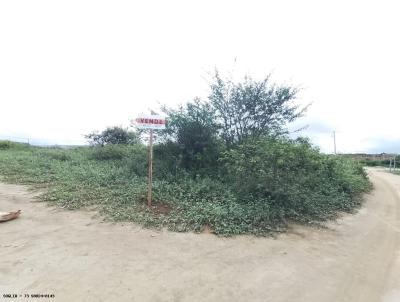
[132,115,166,207]
[147,129,153,207]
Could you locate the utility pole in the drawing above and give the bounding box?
[333,131,337,155]
[394,156,396,172]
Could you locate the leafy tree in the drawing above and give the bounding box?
[85,126,139,146]
[159,71,306,175]
[209,71,306,145]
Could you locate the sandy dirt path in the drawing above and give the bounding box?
[1,168,400,302]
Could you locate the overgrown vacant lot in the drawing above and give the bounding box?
[0,74,372,235]
[0,139,371,236]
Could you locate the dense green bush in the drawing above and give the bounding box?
[0,140,12,149]
[0,140,29,150]
[159,71,306,176]
[221,137,371,221]
[85,126,140,146]
[161,99,222,176]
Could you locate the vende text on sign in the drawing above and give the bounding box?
[133,115,166,130]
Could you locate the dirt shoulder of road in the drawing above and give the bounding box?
[1,168,400,302]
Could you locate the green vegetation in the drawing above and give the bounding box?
[85,126,139,146]
[359,158,390,167]
[358,157,400,167]
[0,139,370,235]
[0,140,29,150]
[0,73,371,236]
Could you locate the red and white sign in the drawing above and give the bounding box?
[133,115,166,130]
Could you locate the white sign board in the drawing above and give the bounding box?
[133,115,166,130]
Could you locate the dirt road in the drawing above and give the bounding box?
[1,168,400,302]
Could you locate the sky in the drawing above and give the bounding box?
[1,0,399,153]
